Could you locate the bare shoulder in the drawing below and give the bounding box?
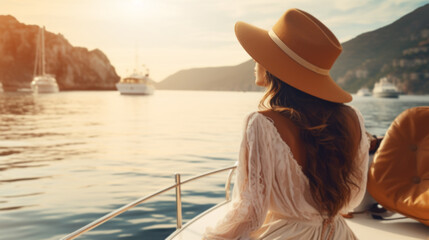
[258,109,293,123]
[258,109,280,120]
[258,109,305,165]
[257,109,299,135]
[257,109,274,116]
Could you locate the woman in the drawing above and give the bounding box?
[203,9,369,240]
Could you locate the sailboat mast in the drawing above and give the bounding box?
[42,26,46,76]
[33,27,41,77]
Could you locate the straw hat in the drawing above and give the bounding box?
[235,8,352,103]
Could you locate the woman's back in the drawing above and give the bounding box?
[253,107,365,216]
[258,110,307,168]
[259,106,362,170]
[204,109,369,239]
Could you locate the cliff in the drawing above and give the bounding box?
[0,15,119,90]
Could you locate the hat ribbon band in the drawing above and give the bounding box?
[268,29,330,76]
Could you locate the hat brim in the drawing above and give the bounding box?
[235,21,352,103]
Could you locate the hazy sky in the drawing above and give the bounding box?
[1,0,427,81]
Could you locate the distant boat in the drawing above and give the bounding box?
[116,65,155,95]
[31,26,59,94]
[373,77,399,98]
[356,87,371,96]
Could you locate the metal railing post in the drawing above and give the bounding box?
[175,173,183,229]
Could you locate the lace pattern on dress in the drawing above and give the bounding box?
[204,113,272,240]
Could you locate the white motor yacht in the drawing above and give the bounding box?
[31,26,59,94]
[373,77,399,98]
[116,67,155,95]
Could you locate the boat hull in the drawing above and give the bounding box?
[116,83,155,95]
[373,91,399,98]
[31,76,59,93]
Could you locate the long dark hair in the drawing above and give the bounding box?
[260,72,361,219]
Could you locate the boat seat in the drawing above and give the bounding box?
[368,106,429,226]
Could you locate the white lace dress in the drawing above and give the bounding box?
[204,109,369,240]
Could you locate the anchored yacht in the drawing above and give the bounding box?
[116,66,155,95]
[373,77,399,98]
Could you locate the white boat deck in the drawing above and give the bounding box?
[167,201,429,240]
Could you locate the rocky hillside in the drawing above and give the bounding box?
[0,15,119,91]
[157,4,429,94]
[331,3,429,94]
[157,60,262,91]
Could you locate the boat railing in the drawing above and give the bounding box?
[60,165,237,240]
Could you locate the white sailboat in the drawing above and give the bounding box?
[31,26,59,94]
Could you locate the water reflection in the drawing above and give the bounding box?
[0,176,51,183]
[0,204,37,211]
[0,92,43,115]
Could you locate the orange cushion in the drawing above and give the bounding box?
[368,107,429,226]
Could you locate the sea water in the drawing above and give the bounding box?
[0,91,428,240]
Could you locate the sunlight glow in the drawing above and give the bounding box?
[115,0,159,19]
